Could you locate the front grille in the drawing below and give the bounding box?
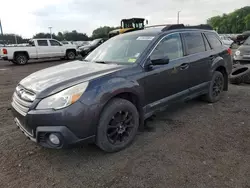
[11,86,36,116]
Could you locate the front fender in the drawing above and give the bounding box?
[98,77,144,106]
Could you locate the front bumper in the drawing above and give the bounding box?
[11,101,97,148]
[234,55,250,62]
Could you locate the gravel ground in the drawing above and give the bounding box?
[0,58,250,188]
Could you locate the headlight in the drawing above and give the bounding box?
[235,50,241,56]
[36,82,89,110]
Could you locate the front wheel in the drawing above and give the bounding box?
[96,98,139,152]
[66,51,76,60]
[203,71,224,103]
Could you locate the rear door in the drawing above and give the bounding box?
[181,31,210,92]
[36,40,51,58]
[49,40,64,57]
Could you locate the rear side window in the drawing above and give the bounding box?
[205,32,222,49]
[182,32,206,55]
[37,40,48,46]
[50,40,61,46]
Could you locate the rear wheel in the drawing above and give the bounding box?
[204,71,224,103]
[96,98,139,152]
[15,54,28,65]
[66,51,76,60]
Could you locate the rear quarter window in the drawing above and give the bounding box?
[182,32,206,55]
[205,32,222,49]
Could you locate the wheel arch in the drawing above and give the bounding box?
[66,48,76,54]
[214,66,228,91]
[14,51,30,60]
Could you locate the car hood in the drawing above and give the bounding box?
[19,60,125,98]
[238,45,250,53]
[79,44,93,49]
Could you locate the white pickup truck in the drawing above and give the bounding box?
[0,38,77,65]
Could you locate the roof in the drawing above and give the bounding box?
[31,38,55,40]
[113,24,215,39]
[121,18,145,21]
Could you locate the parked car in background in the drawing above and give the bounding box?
[11,24,232,152]
[73,41,90,48]
[61,41,74,45]
[78,38,105,57]
[234,36,250,63]
[0,39,77,65]
[220,35,234,48]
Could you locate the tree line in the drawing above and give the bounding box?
[1,6,249,44]
[207,6,250,34]
[0,26,119,44]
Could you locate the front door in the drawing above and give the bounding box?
[142,33,190,110]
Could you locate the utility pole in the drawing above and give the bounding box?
[14,35,18,44]
[177,11,181,24]
[48,26,52,39]
[236,15,239,33]
[0,19,4,46]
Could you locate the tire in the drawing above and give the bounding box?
[229,66,250,85]
[203,71,224,103]
[66,51,76,60]
[96,98,139,152]
[15,54,28,65]
[242,71,250,84]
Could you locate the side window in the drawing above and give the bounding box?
[50,40,61,46]
[205,32,222,49]
[37,40,48,46]
[182,32,206,54]
[202,33,211,51]
[151,33,183,60]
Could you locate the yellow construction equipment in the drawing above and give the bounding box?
[108,18,147,38]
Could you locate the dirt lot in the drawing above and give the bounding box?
[0,59,250,188]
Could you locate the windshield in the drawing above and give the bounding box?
[243,36,250,45]
[85,34,154,64]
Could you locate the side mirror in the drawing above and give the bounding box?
[150,54,170,65]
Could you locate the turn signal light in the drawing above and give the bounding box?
[2,48,7,54]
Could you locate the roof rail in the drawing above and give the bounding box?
[161,24,213,31]
[144,24,171,29]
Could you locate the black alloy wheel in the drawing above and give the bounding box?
[212,75,223,98]
[96,98,139,152]
[107,111,134,144]
[203,71,224,103]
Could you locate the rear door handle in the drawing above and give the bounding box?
[180,63,189,70]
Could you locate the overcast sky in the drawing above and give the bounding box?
[0,0,249,38]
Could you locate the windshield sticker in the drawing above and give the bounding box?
[128,58,136,63]
[136,36,155,41]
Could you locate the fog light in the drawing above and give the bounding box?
[49,133,60,145]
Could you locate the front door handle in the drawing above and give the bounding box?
[180,63,189,70]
